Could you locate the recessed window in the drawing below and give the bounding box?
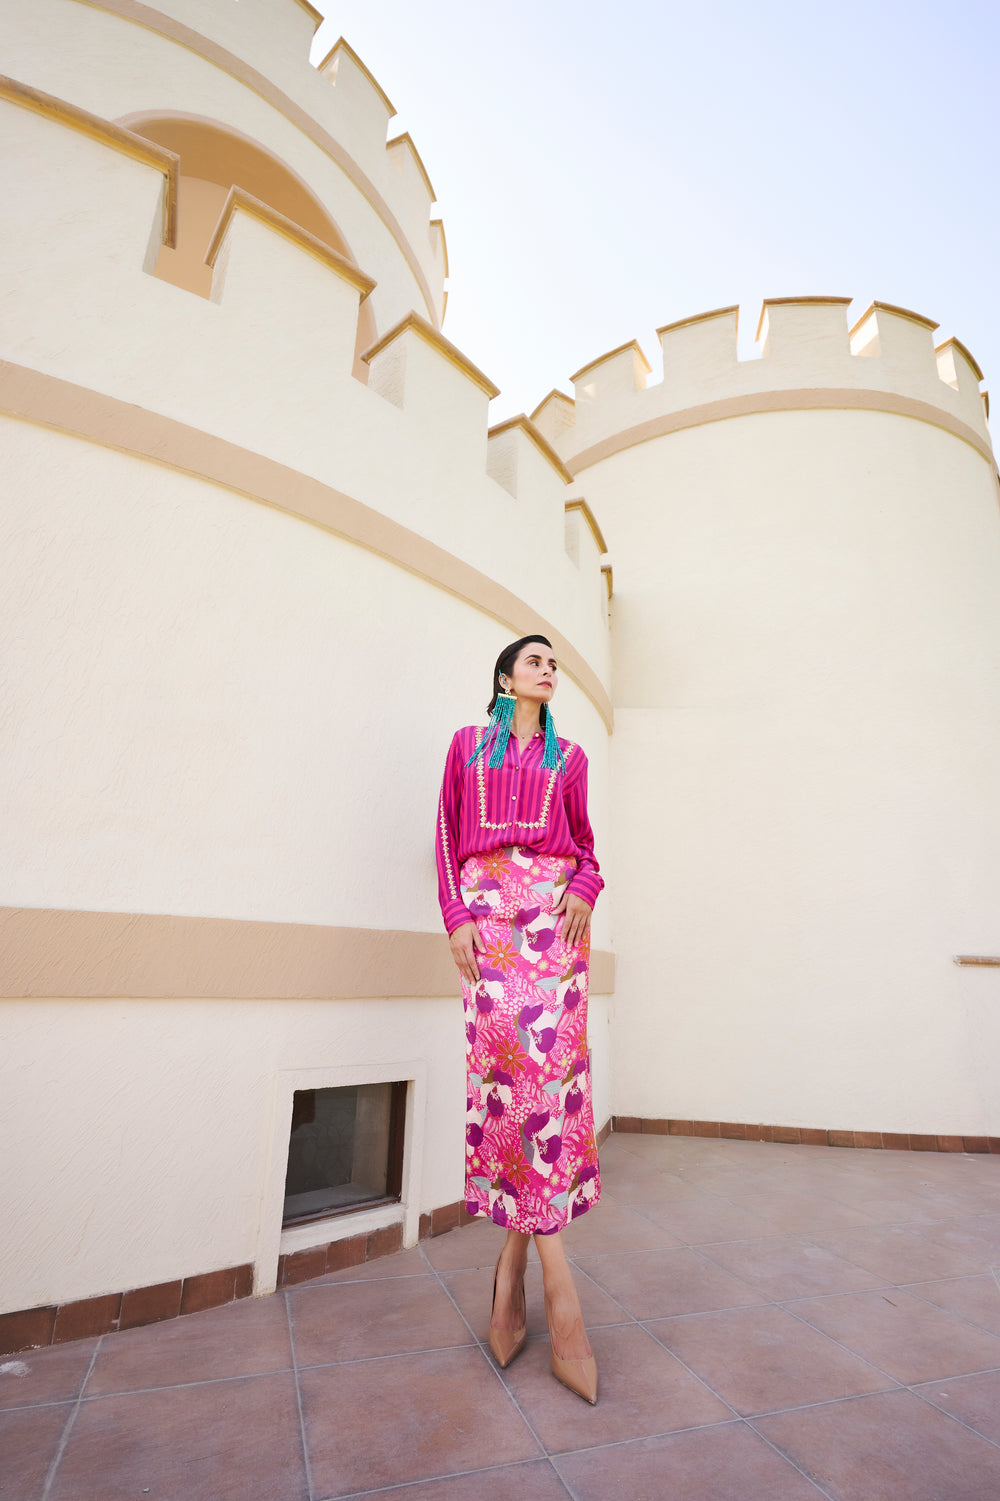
[282,1082,406,1227]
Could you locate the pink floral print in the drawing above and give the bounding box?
[460,846,601,1234]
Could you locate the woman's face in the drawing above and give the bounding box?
[503,642,558,705]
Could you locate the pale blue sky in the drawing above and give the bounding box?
[311,1,998,422]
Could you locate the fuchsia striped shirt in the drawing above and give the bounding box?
[436,724,604,935]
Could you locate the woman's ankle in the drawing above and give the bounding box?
[500,1241,528,1275]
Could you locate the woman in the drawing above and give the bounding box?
[436,635,604,1404]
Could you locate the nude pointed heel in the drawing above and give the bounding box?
[545,1298,598,1405]
[488,1255,526,1369]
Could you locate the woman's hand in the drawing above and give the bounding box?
[551,889,593,949]
[449,920,486,984]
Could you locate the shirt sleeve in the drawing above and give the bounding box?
[562,748,604,908]
[436,731,471,935]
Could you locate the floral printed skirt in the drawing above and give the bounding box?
[460,846,601,1235]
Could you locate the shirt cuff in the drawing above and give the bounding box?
[443,899,471,935]
[566,871,603,909]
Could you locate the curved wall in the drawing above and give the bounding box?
[4,0,998,1341]
[0,2,614,1323]
[0,419,611,939]
[549,304,1000,1135]
[2,0,447,333]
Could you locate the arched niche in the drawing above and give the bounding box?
[120,112,376,380]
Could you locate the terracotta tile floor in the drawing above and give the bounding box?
[3,1134,1000,1500]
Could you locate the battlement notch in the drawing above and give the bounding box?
[756,297,853,360]
[487,415,572,498]
[658,307,738,390]
[530,390,576,446]
[571,340,651,405]
[541,295,992,472]
[315,38,395,161]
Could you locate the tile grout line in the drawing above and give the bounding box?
[743,1419,839,1500]
[689,1236,892,1301]
[605,1185,986,1258]
[297,1270,431,1289]
[284,1287,317,1501]
[787,1225,985,1285]
[569,1255,643,1327]
[542,1416,743,1461]
[0,1394,95,1415]
[49,1363,297,1403]
[770,1295,907,1391]
[306,1181,1000,1465]
[773,1277,1000,1381]
[739,1384,921,1423]
[38,1335,102,1501]
[895,1277,1000,1340]
[686,1232,1000,1322]
[415,1239,557,1470]
[310,1453,575,1501]
[546,1415,837,1499]
[432,1180,1000,1446]
[637,1318,744,1424]
[632,1307,1000,1458]
[284,1336,511,1373]
[905,1376,1000,1454]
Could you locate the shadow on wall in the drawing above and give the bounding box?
[121,110,376,377]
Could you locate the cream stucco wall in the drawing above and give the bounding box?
[0,0,616,1316]
[0,419,610,943]
[0,361,612,1315]
[3,0,998,1331]
[576,405,1000,1133]
[0,992,613,1315]
[0,404,615,1312]
[2,0,445,330]
[0,99,610,691]
[0,996,456,1310]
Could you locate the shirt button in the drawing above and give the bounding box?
[511,794,517,800]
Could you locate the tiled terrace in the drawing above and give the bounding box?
[3,1132,1000,1500]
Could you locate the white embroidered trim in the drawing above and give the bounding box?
[439,791,458,900]
[476,740,574,831]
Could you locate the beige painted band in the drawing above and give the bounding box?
[0,359,612,728]
[0,907,615,999]
[565,388,996,477]
[76,0,441,325]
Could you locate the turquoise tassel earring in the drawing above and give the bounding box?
[541,707,566,773]
[465,688,517,768]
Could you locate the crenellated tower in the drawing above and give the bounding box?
[2,2,999,1349]
[0,0,612,1330]
[534,296,1000,1139]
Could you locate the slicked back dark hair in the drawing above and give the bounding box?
[487,634,555,727]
